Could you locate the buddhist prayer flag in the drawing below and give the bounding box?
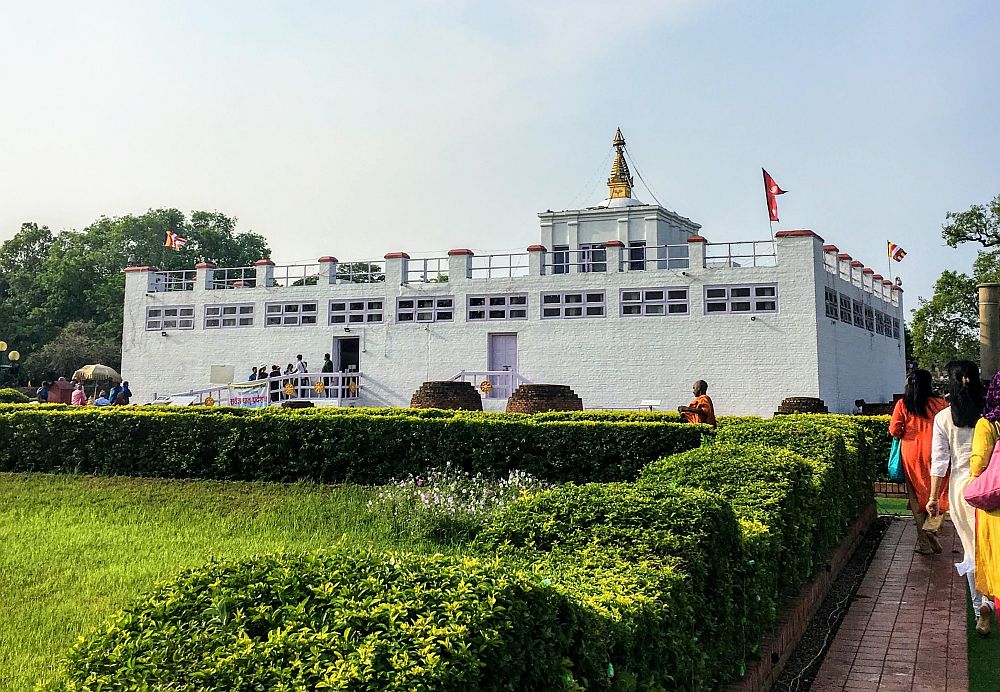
[762,169,786,222]
[164,230,189,250]
[888,241,906,262]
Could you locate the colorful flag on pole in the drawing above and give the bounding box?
[887,241,906,262]
[164,230,189,250]
[762,169,786,222]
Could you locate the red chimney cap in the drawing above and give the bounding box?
[687,235,708,243]
[873,274,883,281]
[124,265,159,273]
[255,259,275,266]
[526,244,547,252]
[862,268,874,275]
[775,229,825,242]
[447,248,474,256]
[882,279,893,286]
[837,253,852,260]
[384,252,410,260]
[850,260,864,268]
[195,262,217,269]
[822,244,839,252]
[604,240,625,247]
[318,256,338,263]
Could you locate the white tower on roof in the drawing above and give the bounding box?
[538,128,700,252]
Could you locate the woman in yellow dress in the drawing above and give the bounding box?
[968,371,1000,633]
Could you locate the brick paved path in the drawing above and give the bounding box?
[811,518,968,692]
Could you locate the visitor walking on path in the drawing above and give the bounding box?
[677,380,716,427]
[927,360,991,634]
[967,371,1000,635]
[889,368,948,555]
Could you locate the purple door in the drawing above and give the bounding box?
[487,334,517,399]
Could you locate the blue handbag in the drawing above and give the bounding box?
[887,437,905,483]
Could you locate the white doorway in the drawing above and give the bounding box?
[487,333,518,399]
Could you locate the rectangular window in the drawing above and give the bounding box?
[875,311,886,335]
[628,240,646,270]
[396,296,454,323]
[145,305,195,331]
[704,284,778,315]
[853,300,864,328]
[839,294,852,323]
[864,306,875,332]
[330,299,384,325]
[466,293,528,321]
[264,301,319,327]
[552,245,569,275]
[205,303,254,329]
[825,287,838,319]
[892,317,901,340]
[540,291,605,319]
[580,243,607,273]
[620,287,689,316]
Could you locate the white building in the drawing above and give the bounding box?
[121,131,906,415]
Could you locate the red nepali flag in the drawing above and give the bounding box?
[762,168,786,222]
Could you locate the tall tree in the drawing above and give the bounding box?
[0,210,270,382]
[912,194,1000,368]
[942,193,1000,248]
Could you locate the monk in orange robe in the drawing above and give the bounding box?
[678,380,717,427]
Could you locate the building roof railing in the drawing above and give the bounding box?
[704,241,776,268]
[130,231,901,306]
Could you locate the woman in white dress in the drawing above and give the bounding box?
[928,360,991,635]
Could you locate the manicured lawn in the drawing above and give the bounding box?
[876,496,910,516]
[0,473,432,690]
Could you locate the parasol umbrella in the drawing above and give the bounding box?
[72,364,122,399]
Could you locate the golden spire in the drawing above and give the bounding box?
[607,127,633,199]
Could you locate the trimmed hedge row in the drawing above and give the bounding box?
[0,406,708,484]
[0,388,31,404]
[49,414,877,690]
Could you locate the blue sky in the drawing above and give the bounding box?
[0,0,997,312]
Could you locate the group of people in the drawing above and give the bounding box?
[246,354,335,383]
[890,362,1000,636]
[36,378,132,406]
[245,354,336,402]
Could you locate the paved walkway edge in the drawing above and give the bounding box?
[724,503,878,692]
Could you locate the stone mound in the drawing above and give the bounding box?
[410,381,484,411]
[506,384,583,414]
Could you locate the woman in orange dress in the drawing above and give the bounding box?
[889,369,949,554]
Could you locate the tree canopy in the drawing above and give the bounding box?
[0,209,269,383]
[942,193,1000,248]
[912,196,1000,369]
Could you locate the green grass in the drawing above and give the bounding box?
[0,473,435,690]
[968,588,1000,691]
[876,496,910,515]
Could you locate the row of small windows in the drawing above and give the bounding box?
[825,288,901,339]
[146,284,778,331]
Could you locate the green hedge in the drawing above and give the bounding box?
[474,483,745,686]
[0,407,708,484]
[54,550,606,690]
[0,388,30,404]
[639,444,818,628]
[51,414,874,690]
